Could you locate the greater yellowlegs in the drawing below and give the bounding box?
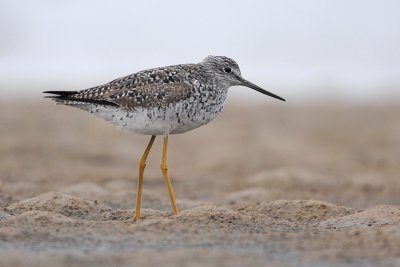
[44,56,285,220]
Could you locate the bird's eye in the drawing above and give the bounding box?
[223,67,232,73]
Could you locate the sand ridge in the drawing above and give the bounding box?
[1,190,399,267]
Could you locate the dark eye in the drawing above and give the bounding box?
[223,67,232,73]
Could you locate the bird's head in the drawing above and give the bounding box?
[201,55,285,101]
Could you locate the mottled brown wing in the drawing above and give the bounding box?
[105,82,193,110]
[68,65,195,109]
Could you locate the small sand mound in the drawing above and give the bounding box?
[4,192,131,221]
[5,210,75,225]
[0,211,77,242]
[178,205,299,232]
[320,205,400,229]
[238,200,354,224]
[129,205,299,235]
[60,181,168,210]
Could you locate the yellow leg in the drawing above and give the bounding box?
[160,135,179,215]
[133,135,156,221]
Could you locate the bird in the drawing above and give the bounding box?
[44,55,285,221]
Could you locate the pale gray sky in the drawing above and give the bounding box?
[1,0,399,102]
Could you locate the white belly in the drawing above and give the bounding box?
[82,101,225,135]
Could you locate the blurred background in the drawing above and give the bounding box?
[1,0,399,103]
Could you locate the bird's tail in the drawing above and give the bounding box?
[43,90,79,101]
[43,90,118,106]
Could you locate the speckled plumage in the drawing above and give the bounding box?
[44,56,284,135]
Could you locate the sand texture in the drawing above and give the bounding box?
[0,101,399,267]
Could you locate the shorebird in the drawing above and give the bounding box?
[44,56,285,220]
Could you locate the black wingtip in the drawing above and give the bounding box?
[43,90,119,107]
[43,90,78,96]
[43,90,80,101]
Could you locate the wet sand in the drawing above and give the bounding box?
[0,101,399,266]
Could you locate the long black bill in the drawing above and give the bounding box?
[238,76,285,102]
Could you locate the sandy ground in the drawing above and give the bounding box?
[0,100,399,267]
